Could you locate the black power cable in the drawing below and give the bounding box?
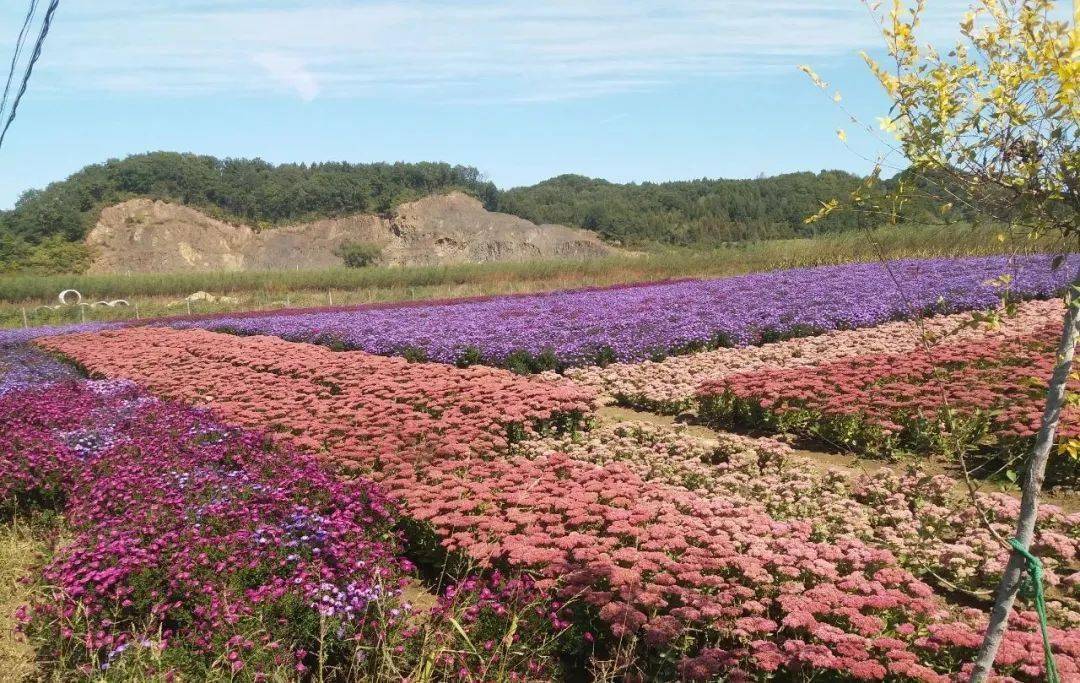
[0,0,60,151]
[0,0,39,118]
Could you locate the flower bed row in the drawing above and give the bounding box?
[0,344,81,397]
[2,379,566,680]
[566,298,1063,413]
[520,422,1080,616]
[39,327,595,461]
[0,280,698,348]
[172,254,1078,370]
[38,327,1080,680]
[696,318,1080,483]
[0,321,123,348]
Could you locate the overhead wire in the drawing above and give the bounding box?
[0,0,39,119]
[0,0,60,151]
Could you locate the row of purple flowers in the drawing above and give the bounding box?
[178,254,1078,369]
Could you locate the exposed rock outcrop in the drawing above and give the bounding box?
[86,193,617,273]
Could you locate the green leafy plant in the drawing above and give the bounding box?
[334,241,383,269]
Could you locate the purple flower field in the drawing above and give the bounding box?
[4,380,412,673]
[177,254,1078,368]
[0,321,122,348]
[0,345,81,396]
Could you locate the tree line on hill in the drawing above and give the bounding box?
[0,151,958,274]
[500,172,870,245]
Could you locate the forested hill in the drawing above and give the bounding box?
[0,153,500,273]
[499,172,878,245]
[1,153,499,244]
[0,151,944,273]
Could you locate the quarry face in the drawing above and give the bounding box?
[86,192,617,273]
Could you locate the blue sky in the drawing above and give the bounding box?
[0,0,1000,208]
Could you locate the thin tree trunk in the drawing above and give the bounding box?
[970,277,1080,682]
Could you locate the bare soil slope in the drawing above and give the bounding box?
[86,192,617,273]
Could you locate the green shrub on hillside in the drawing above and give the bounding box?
[0,235,91,275]
[497,169,961,246]
[334,241,383,268]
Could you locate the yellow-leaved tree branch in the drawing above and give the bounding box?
[805,1,1076,680]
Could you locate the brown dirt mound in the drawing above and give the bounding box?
[86,192,618,273]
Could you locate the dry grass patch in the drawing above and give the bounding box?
[0,518,50,681]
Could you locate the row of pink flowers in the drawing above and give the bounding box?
[565,298,1062,413]
[695,316,1080,482]
[39,327,595,463]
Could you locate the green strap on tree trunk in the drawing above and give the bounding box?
[1009,538,1060,683]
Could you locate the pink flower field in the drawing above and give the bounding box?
[39,327,594,463]
[520,422,1080,610]
[21,318,1080,681]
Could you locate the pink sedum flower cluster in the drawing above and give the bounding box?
[522,421,1080,620]
[395,449,1079,680]
[697,316,1080,482]
[38,327,594,463]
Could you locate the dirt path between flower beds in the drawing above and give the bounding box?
[595,405,1080,513]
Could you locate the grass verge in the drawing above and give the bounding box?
[0,515,57,681]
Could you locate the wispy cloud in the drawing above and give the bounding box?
[252,52,320,101]
[16,0,982,102]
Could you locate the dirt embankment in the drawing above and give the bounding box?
[85,193,618,274]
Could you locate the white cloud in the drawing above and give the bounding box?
[252,52,320,101]
[18,0,990,102]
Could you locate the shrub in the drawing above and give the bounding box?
[0,235,92,275]
[335,241,383,268]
